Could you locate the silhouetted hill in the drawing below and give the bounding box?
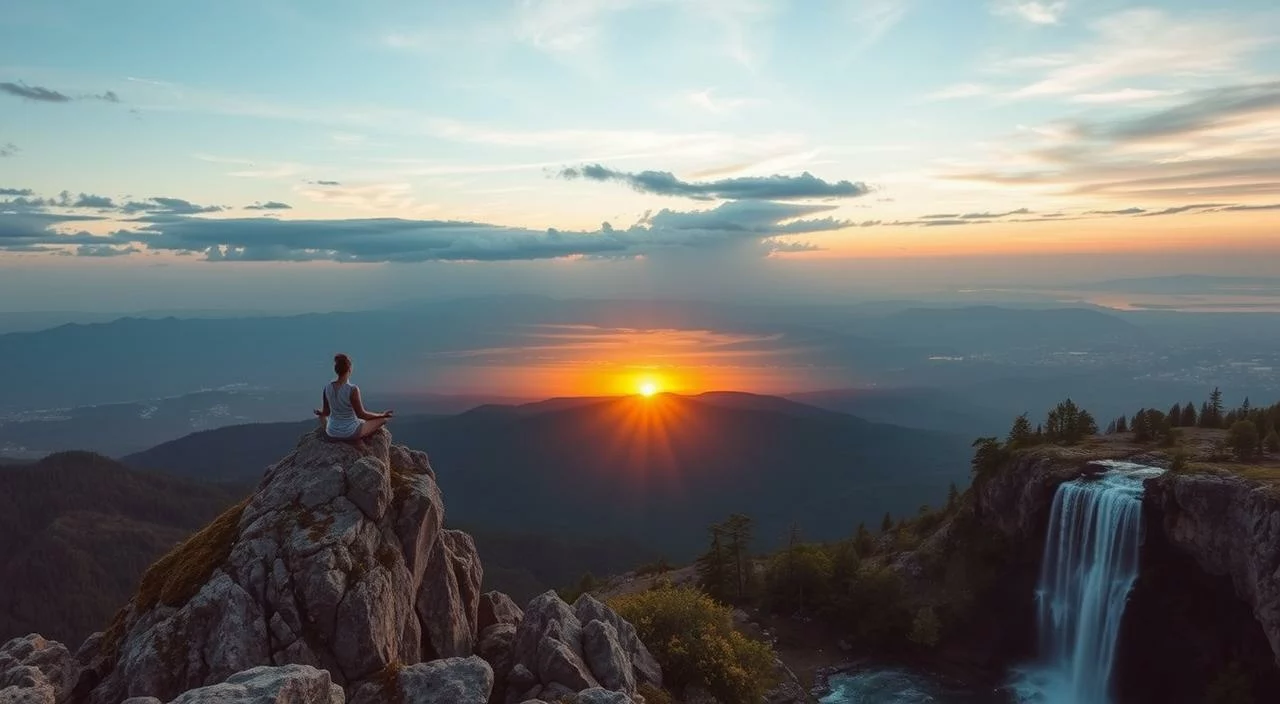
[127,394,971,556]
[787,387,1011,437]
[0,452,248,644]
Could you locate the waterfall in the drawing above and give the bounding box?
[1013,461,1164,704]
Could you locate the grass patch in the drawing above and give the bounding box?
[134,496,250,613]
[100,496,249,661]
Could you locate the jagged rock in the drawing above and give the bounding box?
[536,637,599,692]
[505,591,661,703]
[581,621,634,694]
[0,634,77,704]
[575,688,633,704]
[507,664,537,690]
[537,682,576,701]
[86,429,483,703]
[478,624,517,704]
[162,665,343,703]
[573,595,662,689]
[478,592,524,633]
[351,657,492,704]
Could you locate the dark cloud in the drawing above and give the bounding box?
[961,208,1031,219]
[0,82,71,102]
[1087,207,1146,216]
[244,201,293,210]
[122,197,223,215]
[1138,203,1229,217]
[0,81,123,105]
[559,164,870,201]
[0,187,33,196]
[0,143,17,158]
[73,193,116,209]
[0,196,855,261]
[1212,203,1280,212]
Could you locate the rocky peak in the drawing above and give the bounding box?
[1,428,660,704]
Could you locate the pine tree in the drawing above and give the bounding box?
[1106,419,1117,435]
[854,522,874,556]
[1209,387,1225,428]
[880,512,893,533]
[1199,402,1212,428]
[1132,409,1153,443]
[1168,403,1182,427]
[1007,413,1035,447]
[947,482,960,510]
[1181,402,1197,428]
[695,525,731,601]
[722,514,754,600]
[1116,415,1128,433]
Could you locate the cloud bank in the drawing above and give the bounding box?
[1,190,853,261]
[559,164,870,201]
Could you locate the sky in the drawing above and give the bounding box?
[2,0,1279,311]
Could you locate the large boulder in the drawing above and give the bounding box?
[503,592,661,703]
[478,592,524,633]
[84,430,484,703]
[349,656,492,704]
[0,634,78,704]
[162,665,342,704]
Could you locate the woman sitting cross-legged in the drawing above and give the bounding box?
[315,353,393,441]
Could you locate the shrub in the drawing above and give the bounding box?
[637,683,675,704]
[611,586,777,704]
[1229,421,1260,462]
[1266,429,1280,455]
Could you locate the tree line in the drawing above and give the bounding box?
[1106,387,1280,462]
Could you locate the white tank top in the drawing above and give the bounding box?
[324,381,361,438]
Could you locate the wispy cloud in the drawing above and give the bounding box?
[1007,9,1271,98]
[684,89,759,114]
[922,82,993,101]
[244,201,293,210]
[0,143,16,158]
[0,81,121,104]
[559,164,869,201]
[0,82,71,102]
[991,1,1066,25]
[943,80,1280,201]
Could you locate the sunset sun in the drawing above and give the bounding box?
[638,381,659,397]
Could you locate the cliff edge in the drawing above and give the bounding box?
[0,429,661,704]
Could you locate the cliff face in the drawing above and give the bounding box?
[1111,471,1280,702]
[1145,472,1280,666]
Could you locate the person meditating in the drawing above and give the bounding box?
[315,353,393,441]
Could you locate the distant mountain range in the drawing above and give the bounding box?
[126,392,972,557]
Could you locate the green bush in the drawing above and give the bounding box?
[611,586,777,704]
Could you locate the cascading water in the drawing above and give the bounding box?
[1013,461,1165,704]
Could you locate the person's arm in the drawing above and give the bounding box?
[314,390,330,417]
[351,386,392,420]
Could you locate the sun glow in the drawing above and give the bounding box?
[638,380,660,397]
